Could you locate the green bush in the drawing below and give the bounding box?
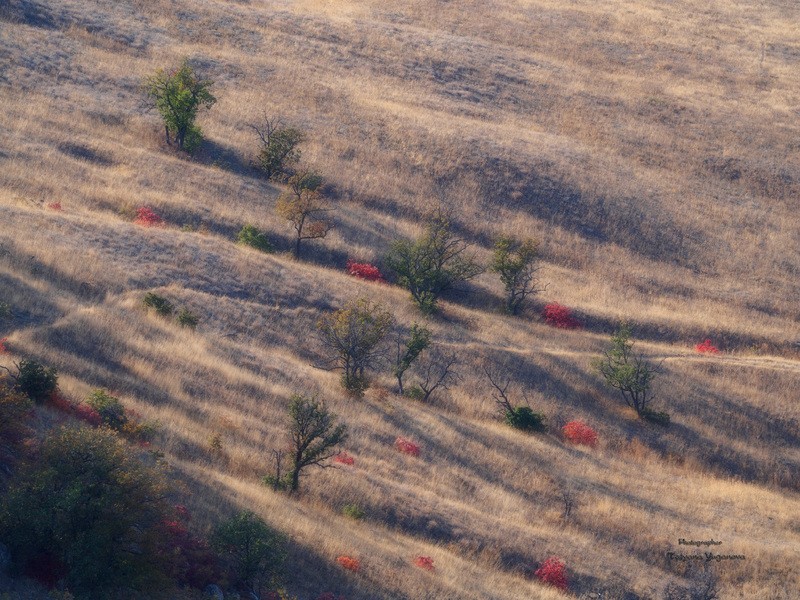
[177,308,199,329]
[86,389,128,431]
[15,359,58,403]
[236,224,274,253]
[342,504,365,520]
[504,406,546,432]
[403,385,425,401]
[0,426,170,596]
[641,407,671,427]
[143,292,174,316]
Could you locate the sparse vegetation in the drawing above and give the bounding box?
[143,292,174,316]
[386,210,483,313]
[177,307,200,329]
[317,299,394,396]
[144,59,216,153]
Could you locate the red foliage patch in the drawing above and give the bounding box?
[334,452,355,466]
[695,339,720,354]
[336,555,360,572]
[534,556,568,591]
[346,259,386,283]
[46,202,62,211]
[414,556,435,571]
[394,436,420,457]
[562,421,598,448]
[542,303,581,329]
[73,403,103,427]
[134,206,165,227]
[0,337,8,354]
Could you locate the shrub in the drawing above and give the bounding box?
[346,260,386,283]
[695,339,719,354]
[491,236,542,315]
[542,303,581,329]
[395,436,420,457]
[143,292,174,316]
[15,359,58,403]
[0,381,32,462]
[505,406,546,432]
[0,337,8,354]
[562,421,598,447]
[594,322,661,418]
[212,511,286,598]
[413,556,435,571]
[177,308,199,329]
[144,59,216,153]
[86,389,128,431]
[342,504,365,520]
[336,556,360,572]
[252,118,305,180]
[641,407,671,427]
[386,210,483,313]
[0,426,171,595]
[74,403,103,427]
[334,452,355,466]
[237,224,274,253]
[134,206,165,227]
[534,556,568,591]
[47,201,62,211]
[317,299,394,396]
[403,385,425,401]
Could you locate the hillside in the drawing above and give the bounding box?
[1,0,799,598]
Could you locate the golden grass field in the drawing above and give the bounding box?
[1,0,799,598]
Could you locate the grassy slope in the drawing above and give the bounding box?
[1,0,799,598]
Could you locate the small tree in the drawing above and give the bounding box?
[317,299,394,396]
[251,117,305,181]
[386,210,483,313]
[211,511,287,598]
[409,351,460,403]
[276,170,333,259]
[14,359,58,403]
[484,367,545,432]
[594,322,661,419]
[490,236,542,315]
[144,59,216,153]
[286,394,348,492]
[393,322,431,395]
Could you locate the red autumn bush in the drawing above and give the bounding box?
[394,436,420,457]
[414,556,435,571]
[73,403,103,427]
[158,509,220,588]
[334,451,355,466]
[534,556,568,591]
[346,259,386,283]
[134,206,165,227]
[543,303,581,329]
[46,201,62,211]
[562,421,598,448]
[336,555,360,572]
[695,338,720,354]
[0,337,8,354]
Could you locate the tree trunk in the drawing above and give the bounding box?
[165,126,171,145]
[294,236,302,259]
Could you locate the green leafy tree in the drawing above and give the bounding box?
[490,236,542,315]
[276,170,332,259]
[286,394,348,492]
[251,117,305,180]
[86,389,127,430]
[144,58,216,153]
[317,299,395,395]
[212,511,287,597]
[594,322,661,418]
[0,426,170,596]
[14,359,57,403]
[393,322,431,395]
[386,210,483,313]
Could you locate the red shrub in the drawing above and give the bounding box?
[543,303,581,329]
[562,421,598,448]
[48,391,73,413]
[0,337,8,354]
[695,339,719,354]
[346,260,386,283]
[46,202,62,211]
[394,436,420,457]
[334,452,355,466]
[336,555,360,572]
[73,403,102,427]
[158,516,220,588]
[134,206,165,227]
[534,556,568,591]
[414,556,435,571]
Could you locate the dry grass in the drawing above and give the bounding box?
[1,0,799,598]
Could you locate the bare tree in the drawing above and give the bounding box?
[414,352,460,403]
[483,366,546,432]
